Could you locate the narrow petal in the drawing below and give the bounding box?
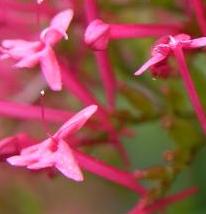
[1,40,41,59]
[27,161,53,169]
[7,139,54,168]
[14,52,41,68]
[54,105,97,139]
[134,53,166,76]
[7,154,37,166]
[188,37,206,48]
[50,9,74,37]
[21,139,52,155]
[40,9,74,45]
[27,151,54,169]
[40,47,62,91]
[2,39,37,49]
[55,140,83,181]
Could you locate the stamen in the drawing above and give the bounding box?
[40,90,52,137]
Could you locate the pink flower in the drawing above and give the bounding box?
[135,34,206,76]
[84,2,117,110]
[135,34,206,134]
[84,19,181,51]
[7,105,97,181]
[0,9,74,91]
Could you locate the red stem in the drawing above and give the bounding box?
[110,23,181,39]
[95,51,117,109]
[61,64,130,165]
[191,0,206,36]
[145,187,197,213]
[84,0,117,109]
[74,150,147,196]
[84,0,98,22]
[173,46,206,134]
[0,100,73,123]
[129,187,197,214]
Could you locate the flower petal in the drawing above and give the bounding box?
[134,53,166,76]
[55,140,83,181]
[40,47,62,91]
[14,52,41,68]
[27,152,54,169]
[50,9,74,37]
[21,139,52,155]
[1,40,41,59]
[188,37,206,48]
[40,9,74,45]
[7,154,37,166]
[54,105,97,139]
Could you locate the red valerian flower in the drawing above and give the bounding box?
[7,105,97,182]
[135,34,206,76]
[84,19,181,51]
[0,9,73,91]
[135,34,206,134]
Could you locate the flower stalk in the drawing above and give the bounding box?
[173,45,206,133]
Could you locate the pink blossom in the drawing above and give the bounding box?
[7,105,97,181]
[84,19,181,51]
[0,9,74,91]
[135,34,206,134]
[134,34,206,76]
[84,0,117,110]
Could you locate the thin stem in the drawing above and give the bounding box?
[61,64,130,165]
[0,100,73,123]
[74,150,147,196]
[173,46,206,134]
[84,0,98,22]
[145,187,197,213]
[95,51,117,110]
[84,0,117,109]
[3,0,54,15]
[191,0,206,36]
[110,23,181,39]
[129,187,197,214]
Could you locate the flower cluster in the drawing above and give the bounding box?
[0,0,206,213]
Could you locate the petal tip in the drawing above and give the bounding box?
[84,105,98,117]
[134,70,143,76]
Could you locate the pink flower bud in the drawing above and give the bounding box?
[84,19,110,51]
